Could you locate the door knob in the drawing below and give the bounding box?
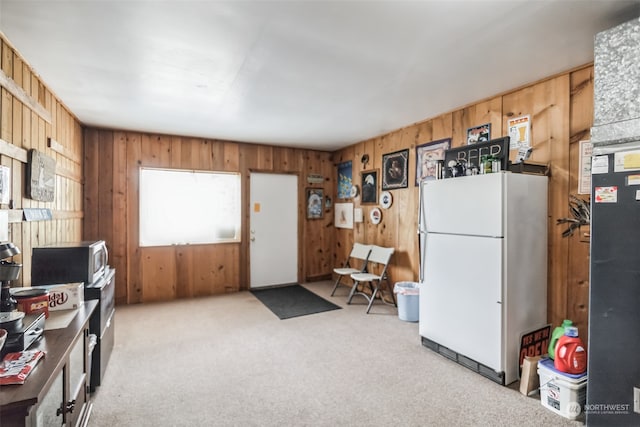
[250,237,256,242]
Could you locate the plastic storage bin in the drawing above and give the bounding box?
[537,357,587,420]
[393,282,419,322]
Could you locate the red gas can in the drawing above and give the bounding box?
[554,326,587,374]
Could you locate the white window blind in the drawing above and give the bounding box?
[139,167,241,246]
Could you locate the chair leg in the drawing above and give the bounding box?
[366,281,379,314]
[346,281,359,304]
[330,275,343,296]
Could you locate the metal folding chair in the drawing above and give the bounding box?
[347,245,396,313]
[331,243,372,297]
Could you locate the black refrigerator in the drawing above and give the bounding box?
[587,143,640,426]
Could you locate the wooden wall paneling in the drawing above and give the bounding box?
[126,132,142,304]
[170,136,183,169]
[112,131,128,303]
[224,141,240,172]
[175,245,194,298]
[503,76,571,326]
[432,113,453,141]
[566,66,594,344]
[83,129,100,239]
[142,246,177,301]
[453,97,501,148]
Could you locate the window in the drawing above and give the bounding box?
[139,167,241,247]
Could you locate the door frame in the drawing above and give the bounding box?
[245,170,302,289]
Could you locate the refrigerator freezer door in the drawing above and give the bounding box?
[419,232,503,371]
[422,173,504,237]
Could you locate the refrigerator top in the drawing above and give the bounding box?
[421,173,504,237]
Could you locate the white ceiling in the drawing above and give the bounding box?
[1,1,639,151]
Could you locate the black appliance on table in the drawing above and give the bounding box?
[31,240,115,392]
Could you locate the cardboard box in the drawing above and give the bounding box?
[520,355,542,396]
[33,282,84,311]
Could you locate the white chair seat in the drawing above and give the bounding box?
[334,267,360,276]
[350,272,380,282]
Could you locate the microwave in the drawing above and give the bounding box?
[31,240,108,286]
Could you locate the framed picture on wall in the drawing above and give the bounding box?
[306,188,324,219]
[415,138,451,185]
[382,149,409,190]
[360,170,378,204]
[337,161,353,199]
[467,123,491,145]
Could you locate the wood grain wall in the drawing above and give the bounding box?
[83,129,335,304]
[332,65,593,339]
[0,36,84,286]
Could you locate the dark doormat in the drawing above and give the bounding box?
[250,284,341,319]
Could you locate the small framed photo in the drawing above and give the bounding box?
[415,138,451,185]
[306,188,324,219]
[467,123,491,145]
[360,170,378,204]
[382,149,409,190]
[337,160,353,199]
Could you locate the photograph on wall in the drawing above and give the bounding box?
[508,115,531,150]
[467,123,491,145]
[334,202,354,229]
[360,170,378,204]
[337,161,353,199]
[415,138,451,185]
[306,188,324,219]
[382,149,409,190]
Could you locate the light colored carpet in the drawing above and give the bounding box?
[89,281,582,426]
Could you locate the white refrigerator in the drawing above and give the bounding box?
[418,172,548,385]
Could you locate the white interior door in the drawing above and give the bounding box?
[250,173,298,288]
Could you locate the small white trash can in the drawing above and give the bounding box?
[394,281,420,322]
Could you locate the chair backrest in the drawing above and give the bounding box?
[350,243,372,261]
[368,245,394,279]
[368,245,394,265]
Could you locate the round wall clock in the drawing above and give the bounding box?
[370,207,382,224]
[380,191,393,209]
[350,185,359,198]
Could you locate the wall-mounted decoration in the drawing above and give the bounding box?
[415,138,451,185]
[350,185,359,198]
[325,196,332,209]
[467,123,491,145]
[337,161,353,199]
[361,170,378,204]
[335,202,353,229]
[578,140,593,195]
[361,154,369,168]
[307,174,325,184]
[444,137,510,176]
[508,115,531,150]
[380,191,393,209]
[306,188,324,219]
[382,149,409,190]
[354,208,364,223]
[23,208,53,221]
[27,149,56,202]
[369,207,382,225]
[0,165,10,204]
